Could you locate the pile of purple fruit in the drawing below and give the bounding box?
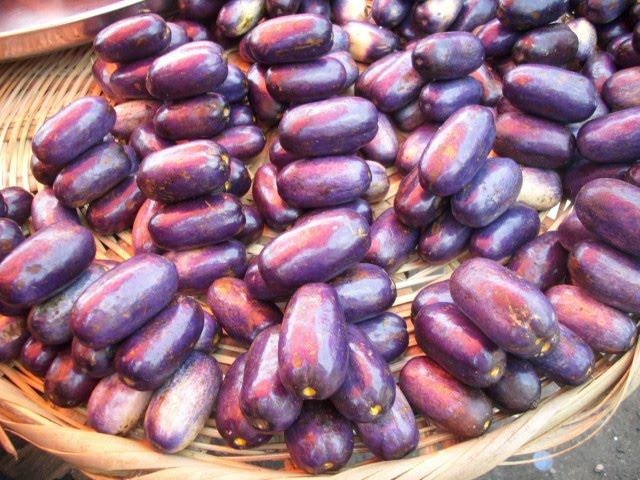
[1,0,640,474]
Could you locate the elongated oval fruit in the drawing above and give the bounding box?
[512,24,579,66]
[394,167,446,229]
[602,67,640,110]
[475,18,520,58]
[265,57,347,103]
[44,351,98,407]
[129,122,174,159]
[395,123,439,173]
[153,93,229,140]
[247,65,285,125]
[400,355,492,437]
[214,126,266,161]
[215,64,249,104]
[342,21,400,63]
[244,258,293,301]
[28,263,111,346]
[419,77,483,123]
[86,175,145,235]
[418,210,472,265]
[0,224,95,306]
[547,284,637,354]
[486,355,541,413]
[413,0,463,33]
[148,193,244,251]
[215,354,272,449]
[110,58,154,100]
[147,42,227,100]
[577,107,640,164]
[0,219,23,262]
[419,105,495,196]
[207,278,281,345]
[71,254,178,349]
[357,312,408,362]
[330,325,396,423]
[450,258,559,358]
[531,324,595,386]
[279,283,348,399]
[138,141,230,204]
[1,186,32,225]
[452,157,523,228]
[497,0,568,31]
[277,156,371,209]
[285,401,354,474]
[415,303,506,388]
[253,164,301,231]
[71,339,116,379]
[115,296,204,391]
[372,0,411,27]
[216,0,264,37]
[131,199,163,255]
[412,31,484,80]
[87,374,151,434]
[193,310,221,354]
[32,97,115,167]
[568,240,640,314]
[412,280,453,319]
[360,113,398,166]
[94,13,170,62]
[575,178,640,257]
[259,208,370,289]
[247,14,333,64]
[504,64,597,123]
[507,231,567,291]
[0,315,28,362]
[20,337,59,377]
[241,325,302,432]
[365,208,419,272]
[517,167,562,211]
[363,161,390,203]
[279,97,378,157]
[112,100,161,140]
[583,51,616,94]
[557,210,596,251]
[563,160,629,201]
[144,351,222,453]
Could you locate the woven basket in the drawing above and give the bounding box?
[0,47,638,480]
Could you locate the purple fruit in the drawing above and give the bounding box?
[266,0,301,16]
[324,51,359,88]
[110,58,154,100]
[94,13,170,62]
[1,187,32,225]
[31,189,78,230]
[469,63,504,106]
[451,258,559,357]
[411,280,454,319]
[563,159,629,200]
[357,312,408,362]
[228,104,254,127]
[602,67,640,110]
[86,176,145,235]
[394,168,446,229]
[193,310,221,353]
[419,77,483,123]
[0,219,23,262]
[44,351,99,407]
[583,51,617,94]
[412,0,463,33]
[253,164,301,230]
[517,167,562,211]
[236,204,264,244]
[215,0,265,37]
[363,161,390,203]
[0,315,28,362]
[365,208,419,272]
[342,21,399,63]
[129,122,173,159]
[577,107,640,164]
[507,231,567,290]
[247,65,285,125]
[395,123,438,173]
[244,258,293,301]
[214,126,266,161]
[266,57,347,103]
[30,155,61,186]
[577,0,631,24]
[413,32,485,80]
[558,210,596,250]
[131,199,163,254]
[332,0,367,24]
[20,337,60,377]
[360,114,398,167]
[474,18,520,58]
[372,0,411,27]
[226,157,252,197]
[486,356,541,412]
[92,58,119,100]
[512,24,578,66]
[215,65,249,104]
[452,0,498,31]
[392,98,427,132]
[71,338,116,379]
[497,0,568,31]
[567,17,598,61]
[154,93,229,140]
[112,100,160,140]
[418,210,473,264]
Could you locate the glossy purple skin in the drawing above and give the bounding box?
[413,32,485,82]
[71,338,116,379]
[365,208,419,273]
[217,0,265,37]
[451,258,560,357]
[470,203,540,260]
[569,239,640,314]
[214,65,248,104]
[235,205,263,244]
[247,14,332,64]
[0,315,28,362]
[153,93,229,141]
[86,176,145,235]
[259,208,370,288]
[207,277,282,344]
[226,157,252,197]
[469,63,503,107]
[602,67,640,110]
[411,280,454,319]
[331,0,367,23]
[330,263,396,323]
[453,0,498,30]
[174,19,212,41]
[115,296,203,391]
[137,141,230,203]
[400,355,493,437]
[112,100,160,141]
[215,355,272,449]
[365,51,426,113]
[418,212,473,265]
[70,254,179,349]
[341,21,399,64]
[44,351,98,407]
[609,33,640,68]
[252,164,301,230]
[131,199,163,254]
[164,241,247,294]
[149,193,244,251]
[178,0,224,19]
[129,122,173,159]
[452,157,522,228]
[299,0,330,16]
[27,263,110,346]
[144,352,222,453]
[214,126,266,161]
[266,57,346,104]
[193,310,221,353]
[0,219,24,262]
[110,58,154,100]
[512,24,578,66]
[567,17,598,61]
[30,188,79,230]
[495,112,575,169]
[30,155,61,186]
[627,163,640,186]
[563,159,629,200]
[285,401,353,474]
[279,97,378,157]
[1,187,32,225]
[357,312,408,362]
[412,0,462,33]
[557,210,597,250]
[419,105,495,196]
[92,58,119,99]
[53,140,131,208]
[474,18,520,58]
[268,137,299,169]
[324,51,358,89]
[279,284,348,399]
[549,284,636,355]
[360,114,398,167]
[507,231,567,291]
[577,0,630,24]
[87,373,152,435]
[228,104,255,128]
[486,356,541,412]
[578,107,640,163]
[363,161,390,203]
[247,65,285,125]
[394,168,446,230]
[330,24,349,51]
[575,178,640,257]
[0,224,95,307]
[20,337,60,377]
[94,13,169,62]
[393,99,427,132]
[240,326,302,432]
[244,257,292,301]
[330,325,395,422]
[372,0,411,27]
[504,65,597,123]
[395,123,439,173]
[276,156,371,208]
[583,51,617,94]
[419,77,483,123]
[531,324,595,386]
[265,0,300,16]
[415,303,506,388]
[32,97,115,167]
[497,0,568,31]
